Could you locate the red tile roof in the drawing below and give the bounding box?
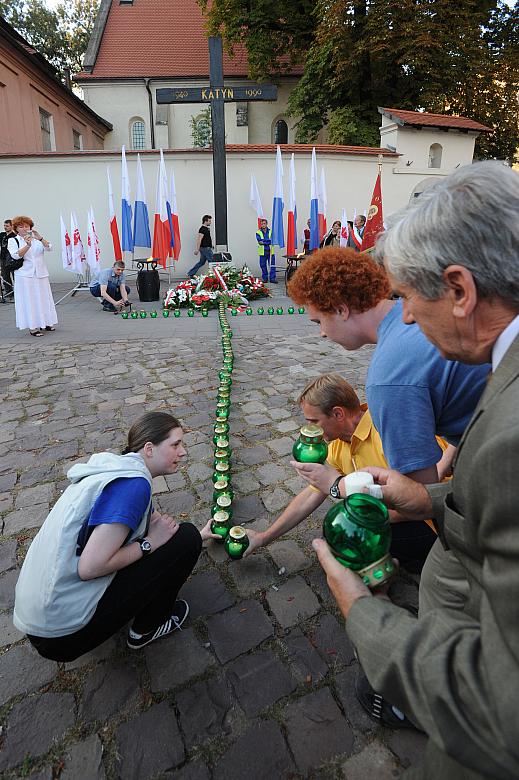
[78,0,301,80]
[380,107,491,132]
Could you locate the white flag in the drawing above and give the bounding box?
[340,208,349,247]
[249,174,265,222]
[70,212,85,274]
[86,207,101,271]
[60,213,73,272]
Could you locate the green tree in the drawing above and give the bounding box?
[190,106,213,148]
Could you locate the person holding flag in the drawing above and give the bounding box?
[361,167,384,253]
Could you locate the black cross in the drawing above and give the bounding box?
[156,36,277,251]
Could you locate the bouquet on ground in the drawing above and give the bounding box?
[163,264,271,310]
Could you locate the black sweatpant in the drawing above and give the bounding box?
[28,522,202,662]
[390,520,437,574]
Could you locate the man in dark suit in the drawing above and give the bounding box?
[314,161,519,779]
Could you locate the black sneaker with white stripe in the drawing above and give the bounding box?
[127,600,189,649]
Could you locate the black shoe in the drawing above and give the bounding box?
[355,671,423,731]
[127,600,189,649]
[269,280,278,284]
[102,304,116,312]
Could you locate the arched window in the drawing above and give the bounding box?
[428,143,442,169]
[274,119,288,144]
[131,119,146,150]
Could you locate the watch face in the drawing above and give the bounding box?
[140,539,152,553]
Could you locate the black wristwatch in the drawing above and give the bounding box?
[329,476,343,499]
[138,537,152,555]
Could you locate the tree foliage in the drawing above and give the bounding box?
[200,0,519,162]
[0,0,99,81]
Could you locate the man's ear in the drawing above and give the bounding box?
[444,265,477,318]
[332,405,346,420]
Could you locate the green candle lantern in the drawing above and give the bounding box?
[173,309,181,317]
[121,311,129,319]
[288,306,295,314]
[257,307,264,315]
[139,310,147,318]
[292,424,328,464]
[323,494,394,588]
[162,309,170,318]
[187,308,195,317]
[215,436,230,449]
[276,307,283,315]
[225,526,250,559]
[246,307,253,315]
[131,311,138,319]
[213,479,234,503]
[219,369,231,381]
[201,308,209,317]
[211,511,231,543]
[211,495,233,519]
[150,310,158,318]
[214,421,229,436]
[298,306,305,314]
[212,462,230,482]
[231,308,238,316]
[267,307,275,315]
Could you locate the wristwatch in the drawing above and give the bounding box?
[138,537,152,555]
[329,476,343,499]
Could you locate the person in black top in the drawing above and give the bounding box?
[0,218,15,300]
[187,214,214,278]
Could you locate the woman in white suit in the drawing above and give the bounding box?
[8,215,58,337]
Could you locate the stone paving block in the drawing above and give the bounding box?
[156,490,196,516]
[230,472,261,495]
[179,570,235,618]
[284,688,354,774]
[79,661,140,723]
[39,441,79,464]
[284,474,307,494]
[255,462,289,487]
[240,400,268,414]
[152,475,169,494]
[165,472,187,489]
[386,729,427,769]
[232,494,264,522]
[0,692,75,770]
[243,413,270,426]
[341,740,400,779]
[205,599,274,664]
[266,436,294,457]
[333,666,377,733]
[115,702,185,780]
[27,768,53,780]
[0,539,17,573]
[0,491,13,511]
[63,636,117,670]
[175,674,232,748]
[267,408,291,420]
[283,627,328,685]
[0,472,17,492]
[168,762,211,780]
[261,486,291,513]
[14,484,54,508]
[305,566,334,604]
[266,576,321,628]
[212,720,295,780]
[186,442,214,462]
[309,612,356,667]
[227,553,276,596]
[3,504,48,535]
[269,540,311,574]
[187,463,214,484]
[61,735,105,780]
[145,627,215,691]
[18,464,58,488]
[275,418,300,433]
[235,445,270,466]
[227,649,297,716]
[0,612,24,648]
[0,568,18,609]
[205,539,229,563]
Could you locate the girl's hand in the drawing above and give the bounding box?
[147,512,179,549]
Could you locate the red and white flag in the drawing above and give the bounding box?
[106,166,122,261]
[340,208,349,247]
[286,153,297,255]
[168,169,181,260]
[361,172,384,253]
[86,206,101,271]
[318,168,327,242]
[152,149,170,268]
[70,212,85,274]
[60,213,73,271]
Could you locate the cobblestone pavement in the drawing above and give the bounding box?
[0,283,425,779]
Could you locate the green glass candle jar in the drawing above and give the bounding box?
[139,310,147,318]
[220,377,232,388]
[131,311,138,319]
[214,450,230,468]
[231,308,238,316]
[187,308,195,317]
[292,424,328,464]
[213,478,234,503]
[323,494,394,588]
[214,436,230,450]
[212,462,230,482]
[225,526,250,559]
[267,307,275,315]
[121,311,129,319]
[216,399,230,411]
[246,307,253,315]
[211,511,231,543]
[173,309,181,317]
[219,369,231,380]
[214,421,229,436]
[211,495,233,519]
[298,306,305,314]
[288,306,295,314]
[150,310,158,318]
[276,307,283,315]
[162,309,170,318]
[216,409,229,422]
[201,308,209,317]
[257,307,264,315]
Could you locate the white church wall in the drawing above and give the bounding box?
[380,119,477,174]
[0,149,456,283]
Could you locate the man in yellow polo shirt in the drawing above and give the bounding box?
[245,373,451,572]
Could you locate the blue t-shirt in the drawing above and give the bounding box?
[90,267,126,289]
[366,300,490,474]
[76,476,151,554]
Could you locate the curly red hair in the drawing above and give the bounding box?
[287,247,390,313]
[12,215,34,231]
